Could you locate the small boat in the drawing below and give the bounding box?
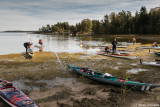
[28,52,34,58]
[99,45,128,48]
[0,79,39,107]
[118,42,141,46]
[149,47,160,50]
[138,46,160,50]
[99,50,134,54]
[99,47,135,54]
[97,51,137,59]
[117,45,129,48]
[154,52,160,56]
[138,46,150,49]
[24,52,34,59]
[67,64,160,91]
[140,60,160,67]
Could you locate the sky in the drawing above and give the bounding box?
[0,0,159,31]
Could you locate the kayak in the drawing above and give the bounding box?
[140,60,160,67]
[28,52,34,58]
[99,50,134,54]
[154,52,160,56]
[118,42,141,46]
[24,52,34,59]
[116,45,128,48]
[0,80,39,107]
[0,79,39,107]
[99,45,128,48]
[138,46,149,49]
[150,47,160,50]
[97,51,137,59]
[99,47,135,54]
[67,64,160,91]
[138,46,160,50]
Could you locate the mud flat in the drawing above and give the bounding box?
[0,48,160,107]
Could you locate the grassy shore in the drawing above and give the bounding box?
[0,44,160,107]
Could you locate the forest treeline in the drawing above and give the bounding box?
[38,6,160,35]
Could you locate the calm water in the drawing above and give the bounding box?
[0,32,103,55]
[0,32,159,55]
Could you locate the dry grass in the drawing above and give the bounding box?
[0,45,158,82]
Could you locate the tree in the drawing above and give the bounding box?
[70,25,77,35]
[109,12,117,34]
[51,25,59,32]
[38,6,160,35]
[156,19,160,34]
[139,6,149,34]
[81,18,92,33]
[46,24,51,32]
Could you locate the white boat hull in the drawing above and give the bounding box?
[141,62,160,67]
[97,51,137,59]
[118,42,141,46]
[138,46,160,50]
[99,45,128,48]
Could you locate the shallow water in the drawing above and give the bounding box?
[11,77,82,91]
[12,79,41,91]
[0,32,159,55]
[37,77,82,88]
[127,68,149,74]
[0,32,101,55]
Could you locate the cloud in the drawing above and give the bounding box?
[0,0,159,31]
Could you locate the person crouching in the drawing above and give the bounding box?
[24,42,32,54]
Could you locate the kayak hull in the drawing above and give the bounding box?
[67,64,160,91]
[0,80,39,107]
[138,46,160,50]
[0,95,17,107]
[140,61,160,67]
[97,51,136,59]
[99,45,128,48]
[154,52,160,56]
[118,42,141,46]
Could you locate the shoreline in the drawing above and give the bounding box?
[0,46,160,106]
[32,31,160,37]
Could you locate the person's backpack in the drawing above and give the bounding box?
[24,42,29,48]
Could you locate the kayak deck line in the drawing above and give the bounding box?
[67,64,160,91]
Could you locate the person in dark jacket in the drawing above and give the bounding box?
[112,38,117,53]
[24,42,32,53]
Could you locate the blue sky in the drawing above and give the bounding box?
[0,0,159,31]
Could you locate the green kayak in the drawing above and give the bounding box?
[67,64,160,91]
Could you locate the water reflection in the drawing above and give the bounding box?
[0,32,159,55]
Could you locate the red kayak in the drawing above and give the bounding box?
[0,79,39,107]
